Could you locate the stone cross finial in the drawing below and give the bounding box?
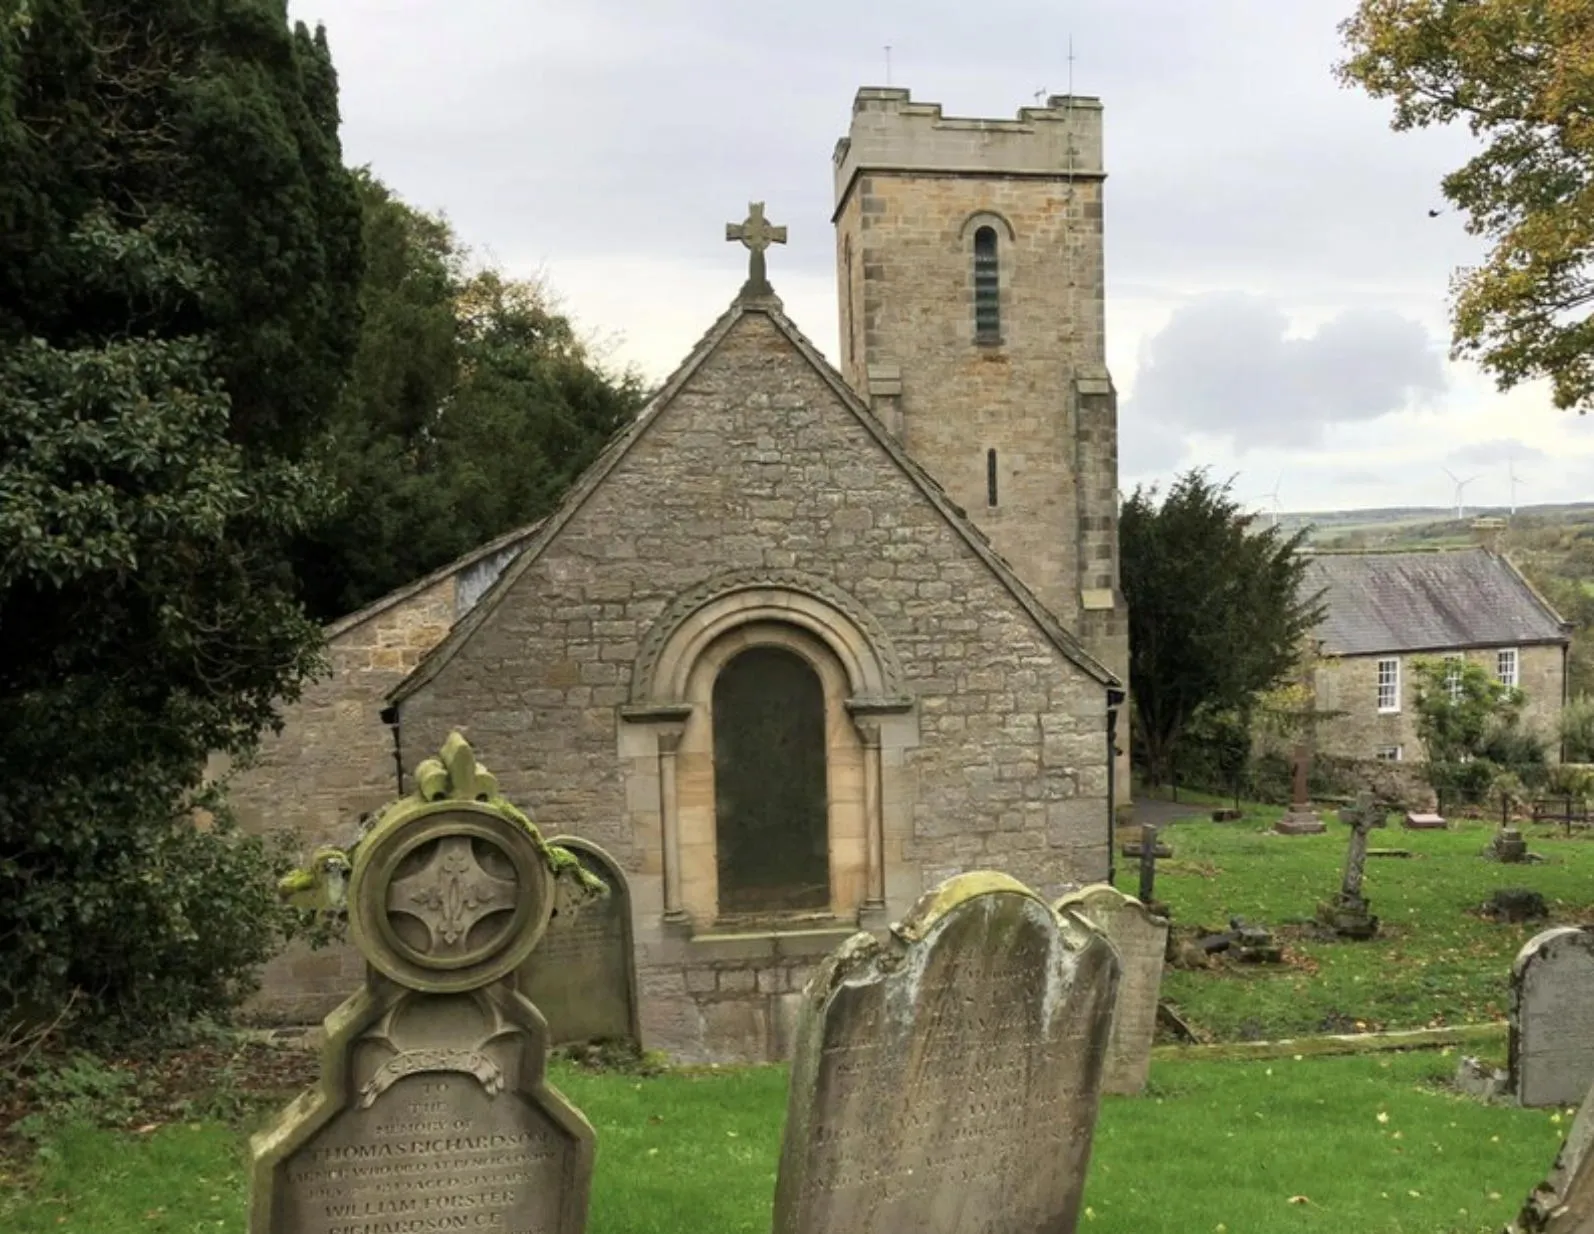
[726,202,786,301]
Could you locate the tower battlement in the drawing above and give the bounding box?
[832,87,1103,217]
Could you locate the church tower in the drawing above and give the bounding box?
[832,88,1128,713]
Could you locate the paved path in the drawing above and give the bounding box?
[1131,797,1209,828]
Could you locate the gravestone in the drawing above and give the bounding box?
[520,838,640,1048]
[1512,1076,1594,1232]
[250,733,598,1234]
[1404,810,1447,831]
[1274,743,1325,834]
[1512,927,1594,1108]
[773,872,1119,1234]
[1135,823,1169,918]
[1055,884,1168,1094]
[1318,790,1380,939]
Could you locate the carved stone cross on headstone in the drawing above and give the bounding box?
[388,834,519,958]
[726,201,786,301]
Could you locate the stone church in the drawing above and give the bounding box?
[227,87,1129,1062]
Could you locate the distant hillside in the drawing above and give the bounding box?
[1277,501,1594,546]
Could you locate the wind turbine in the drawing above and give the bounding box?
[1263,473,1283,528]
[1507,458,1523,516]
[1442,467,1479,519]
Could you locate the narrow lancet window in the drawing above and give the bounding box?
[973,225,1000,342]
[987,448,999,507]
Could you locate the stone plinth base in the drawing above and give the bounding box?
[1454,1055,1508,1100]
[1233,925,1282,964]
[1275,810,1325,835]
[1318,893,1378,939]
[1488,827,1528,863]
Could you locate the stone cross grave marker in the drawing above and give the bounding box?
[1511,1072,1594,1231]
[726,201,786,300]
[519,837,640,1049]
[1274,742,1325,834]
[1512,926,1594,1108]
[772,871,1120,1234]
[1319,790,1380,938]
[250,733,600,1234]
[1136,823,1168,917]
[1056,884,1168,1095]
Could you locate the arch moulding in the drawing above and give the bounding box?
[617,570,915,938]
[627,569,909,709]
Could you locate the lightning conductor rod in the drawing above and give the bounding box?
[884,44,892,86]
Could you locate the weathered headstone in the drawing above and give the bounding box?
[1056,884,1168,1095]
[1512,1076,1594,1232]
[1318,790,1380,939]
[520,837,639,1048]
[773,872,1119,1234]
[251,733,598,1234]
[1512,927,1594,1108]
[1274,743,1325,834]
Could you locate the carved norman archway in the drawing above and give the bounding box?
[619,571,914,934]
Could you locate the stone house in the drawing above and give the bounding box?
[227,87,1130,1062]
[1304,547,1571,767]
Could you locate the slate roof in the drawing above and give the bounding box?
[323,519,543,641]
[1302,549,1569,658]
[390,289,1117,704]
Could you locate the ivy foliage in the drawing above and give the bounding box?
[0,0,361,1036]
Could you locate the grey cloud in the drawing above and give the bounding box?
[1119,416,1191,479]
[1447,439,1549,466]
[296,0,1479,303]
[1124,293,1446,451]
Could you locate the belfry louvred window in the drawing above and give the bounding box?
[973,226,1000,342]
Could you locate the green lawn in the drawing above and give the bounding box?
[4,803,1590,1233]
[0,1053,1571,1234]
[1134,807,1594,1044]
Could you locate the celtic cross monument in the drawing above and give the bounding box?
[250,732,599,1234]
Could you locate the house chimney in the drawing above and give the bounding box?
[1472,516,1507,553]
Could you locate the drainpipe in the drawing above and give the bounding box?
[380,704,404,796]
[1106,686,1126,883]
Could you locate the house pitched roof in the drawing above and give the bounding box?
[390,293,1117,704]
[1303,548,1570,657]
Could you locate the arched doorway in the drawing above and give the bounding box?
[711,645,830,914]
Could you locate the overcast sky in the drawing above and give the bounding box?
[287,0,1594,516]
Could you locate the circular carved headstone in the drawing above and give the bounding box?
[349,804,553,993]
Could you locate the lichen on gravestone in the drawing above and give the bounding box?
[275,729,607,921]
[249,731,597,1234]
[773,871,1119,1234]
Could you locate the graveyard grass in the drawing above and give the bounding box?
[0,1053,1573,1234]
[6,805,1593,1234]
[1146,807,1594,1046]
